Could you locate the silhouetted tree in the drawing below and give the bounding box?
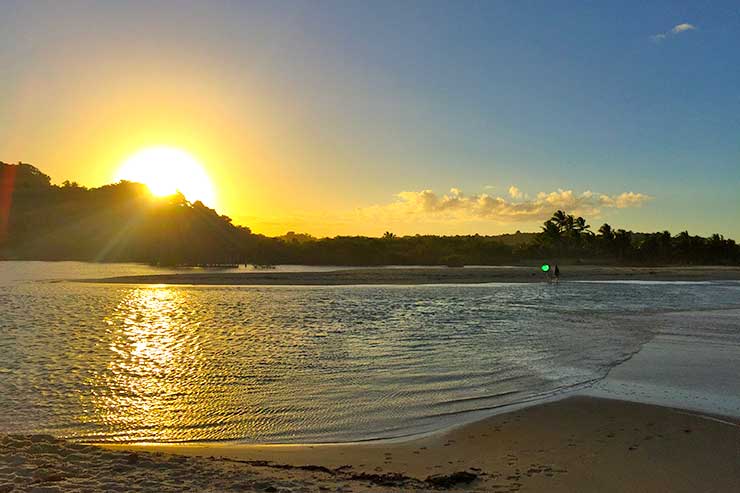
[2,163,738,266]
[598,223,614,241]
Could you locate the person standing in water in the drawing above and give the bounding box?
[554,264,560,282]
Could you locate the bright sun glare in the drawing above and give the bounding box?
[115,147,216,207]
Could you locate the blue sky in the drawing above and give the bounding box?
[1,1,739,237]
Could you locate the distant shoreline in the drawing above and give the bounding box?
[80,265,740,285]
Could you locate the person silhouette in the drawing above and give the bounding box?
[554,264,560,281]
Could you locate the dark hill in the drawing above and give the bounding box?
[1,162,737,266]
[0,162,251,264]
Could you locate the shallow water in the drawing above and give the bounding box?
[1,262,738,443]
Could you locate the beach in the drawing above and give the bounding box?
[3,308,739,492]
[84,265,740,285]
[5,0,740,490]
[3,397,738,492]
[3,263,740,492]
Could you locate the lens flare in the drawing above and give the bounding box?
[115,146,216,207]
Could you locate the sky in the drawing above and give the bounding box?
[1,1,739,238]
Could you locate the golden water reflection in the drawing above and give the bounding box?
[84,287,204,442]
[16,281,679,444]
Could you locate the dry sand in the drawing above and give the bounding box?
[11,277,740,491]
[4,397,737,492]
[82,265,740,286]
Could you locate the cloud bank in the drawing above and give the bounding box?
[651,22,696,42]
[358,187,651,223]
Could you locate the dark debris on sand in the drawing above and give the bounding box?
[229,458,482,489]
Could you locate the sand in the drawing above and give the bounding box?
[0,433,345,493]
[82,265,740,285]
[3,397,738,492]
[100,309,740,492]
[7,282,739,491]
[585,309,740,417]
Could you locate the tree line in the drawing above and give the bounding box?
[527,210,739,265]
[1,162,738,266]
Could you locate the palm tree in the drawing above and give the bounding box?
[541,220,562,240]
[563,214,575,233]
[539,220,562,254]
[598,223,614,242]
[573,216,590,234]
[551,210,568,231]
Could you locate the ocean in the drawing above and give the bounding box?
[1,261,738,444]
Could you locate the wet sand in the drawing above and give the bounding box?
[8,283,738,491]
[83,265,740,285]
[5,397,738,492]
[112,397,740,492]
[586,309,740,418]
[103,308,737,492]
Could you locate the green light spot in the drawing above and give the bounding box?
[541,264,550,272]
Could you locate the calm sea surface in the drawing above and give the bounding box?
[1,262,739,443]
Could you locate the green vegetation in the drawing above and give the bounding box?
[1,162,738,266]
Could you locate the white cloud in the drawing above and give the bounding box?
[671,23,696,34]
[651,22,697,42]
[245,187,653,236]
[508,185,523,199]
[598,191,651,209]
[357,187,651,223]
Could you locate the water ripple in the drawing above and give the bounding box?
[1,264,739,443]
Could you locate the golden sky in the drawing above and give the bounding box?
[2,2,739,239]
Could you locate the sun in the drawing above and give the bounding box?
[115,147,216,207]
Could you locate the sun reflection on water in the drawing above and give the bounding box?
[83,287,203,442]
[78,286,329,443]
[5,279,716,444]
